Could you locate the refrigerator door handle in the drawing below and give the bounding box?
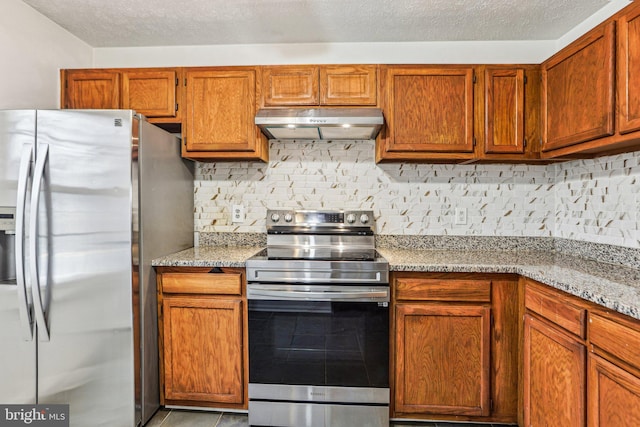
[29,143,50,341]
[16,144,34,341]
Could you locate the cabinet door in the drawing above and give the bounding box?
[122,69,178,118]
[162,296,243,404]
[262,66,319,106]
[394,303,491,416]
[523,313,586,427]
[484,68,525,154]
[184,69,259,153]
[542,22,615,151]
[64,70,120,109]
[618,7,640,134]
[320,65,377,105]
[382,67,475,155]
[588,354,640,427]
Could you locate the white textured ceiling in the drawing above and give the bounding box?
[22,0,613,48]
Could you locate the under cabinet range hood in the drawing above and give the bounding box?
[255,108,384,140]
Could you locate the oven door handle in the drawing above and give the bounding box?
[247,285,389,302]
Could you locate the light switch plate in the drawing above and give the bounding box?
[455,207,467,225]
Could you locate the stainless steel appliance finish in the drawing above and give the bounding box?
[255,108,384,140]
[0,110,194,427]
[246,209,389,427]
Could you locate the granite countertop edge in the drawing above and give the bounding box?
[153,246,640,321]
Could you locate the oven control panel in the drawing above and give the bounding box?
[266,209,374,228]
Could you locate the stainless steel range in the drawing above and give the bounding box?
[246,209,390,427]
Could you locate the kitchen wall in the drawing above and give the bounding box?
[0,0,92,109]
[91,0,630,67]
[194,144,640,249]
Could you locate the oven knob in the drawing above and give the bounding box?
[284,213,293,222]
[359,214,370,224]
[346,213,356,224]
[270,213,280,223]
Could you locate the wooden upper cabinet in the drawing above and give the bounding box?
[484,68,525,154]
[320,65,377,105]
[618,6,640,134]
[378,66,475,162]
[261,65,378,106]
[62,68,181,121]
[395,303,491,416]
[63,70,120,109]
[262,66,319,106]
[183,67,267,161]
[542,21,615,152]
[122,69,177,118]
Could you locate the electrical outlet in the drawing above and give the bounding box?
[232,204,245,223]
[455,207,467,225]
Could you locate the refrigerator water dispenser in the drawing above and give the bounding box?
[0,206,16,282]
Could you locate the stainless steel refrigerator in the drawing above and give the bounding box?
[0,110,194,426]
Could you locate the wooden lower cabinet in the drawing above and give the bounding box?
[588,311,640,426]
[157,268,247,409]
[588,354,640,426]
[523,313,586,427]
[392,273,518,423]
[162,296,243,403]
[395,303,491,416]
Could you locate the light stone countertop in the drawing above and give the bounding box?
[153,246,640,320]
[152,246,263,268]
[378,248,640,320]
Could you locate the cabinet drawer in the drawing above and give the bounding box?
[395,278,491,302]
[161,273,242,295]
[590,313,640,371]
[525,283,586,338]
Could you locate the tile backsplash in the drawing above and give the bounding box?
[554,152,640,247]
[194,141,640,249]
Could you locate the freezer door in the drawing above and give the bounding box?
[0,110,37,404]
[33,110,136,427]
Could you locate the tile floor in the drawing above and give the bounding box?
[145,408,515,427]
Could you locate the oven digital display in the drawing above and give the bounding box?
[295,212,344,224]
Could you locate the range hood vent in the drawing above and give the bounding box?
[255,108,384,140]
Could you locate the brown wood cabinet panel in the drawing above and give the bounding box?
[484,68,525,154]
[589,313,640,372]
[122,69,177,118]
[523,313,586,427]
[525,281,586,338]
[379,66,475,160]
[542,22,615,152]
[489,280,519,421]
[395,277,491,302]
[162,296,243,404]
[618,6,640,134]
[63,70,120,109]
[184,68,267,160]
[162,272,242,295]
[262,66,319,106]
[394,303,491,416]
[588,353,640,427]
[320,65,377,105]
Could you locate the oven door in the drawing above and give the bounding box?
[247,284,390,426]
